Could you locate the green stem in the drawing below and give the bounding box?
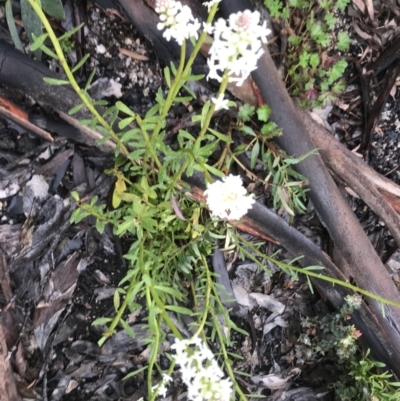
[238,237,400,309]
[136,116,163,170]
[151,1,220,140]
[150,287,183,339]
[98,272,139,346]
[210,310,248,401]
[26,0,129,157]
[147,314,161,399]
[193,255,212,338]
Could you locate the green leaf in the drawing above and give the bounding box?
[288,36,302,46]
[324,13,336,30]
[337,32,351,51]
[164,66,171,88]
[204,163,226,178]
[238,104,255,122]
[309,53,320,68]
[240,125,256,136]
[303,265,325,271]
[72,53,90,73]
[95,218,106,234]
[265,0,283,17]
[68,103,85,115]
[59,23,85,41]
[42,0,65,20]
[328,59,348,84]
[165,305,193,315]
[336,0,350,10]
[84,70,96,90]
[256,104,271,122]
[92,317,113,326]
[299,51,310,69]
[115,101,136,117]
[154,285,183,299]
[261,121,279,136]
[70,191,80,202]
[119,117,136,130]
[6,0,24,52]
[123,366,148,380]
[43,77,70,85]
[250,141,260,169]
[120,319,135,338]
[113,289,120,312]
[207,128,233,143]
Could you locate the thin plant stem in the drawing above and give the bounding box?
[193,254,212,338]
[238,236,400,309]
[147,314,161,399]
[26,0,129,157]
[210,309,248,401]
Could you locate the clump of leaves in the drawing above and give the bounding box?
[299,295,400,400]
[334,349,400,401]
[234,103,314,217]
[264,0,351,108]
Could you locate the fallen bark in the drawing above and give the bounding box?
[301,110,400,247]
[0,40,116,153]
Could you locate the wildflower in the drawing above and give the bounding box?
[204,174,255,220]
[155,0,201,45]
[203,22,214,34]
[157,373,172,397]
[207,10,271,86]
[211,94,229,110]
[171,337,233,401]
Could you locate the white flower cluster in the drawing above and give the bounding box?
[172,337,233,401]
[204,174,255,220]
[207,10,271,86]
[155,0,201,45]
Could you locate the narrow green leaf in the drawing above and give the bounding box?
[120,319,135,338]
[39,43,59,60]
[164,66,171,88]
[60,23,86,42]
[165,305,193,315]
[119,117,135,130]
[250,141,260,169]
[6,0,24,52]
[115,101,135,117]
[84,70,96,90]
[123,366,148,380]
[30,32,49,51]
[72,53,91,73]
[92,317,113,326]
[113,289,121,311]
[43,77,70,85]
[154,285,183,299]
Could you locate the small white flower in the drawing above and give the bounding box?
[207,10,271,86]
[155,0,201,45]
[157,373,172,397]
[211,94,229,110]
[203,0,221,11]
[203,22,214,34]
[171,337,233,401]
[204,175,255,220]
